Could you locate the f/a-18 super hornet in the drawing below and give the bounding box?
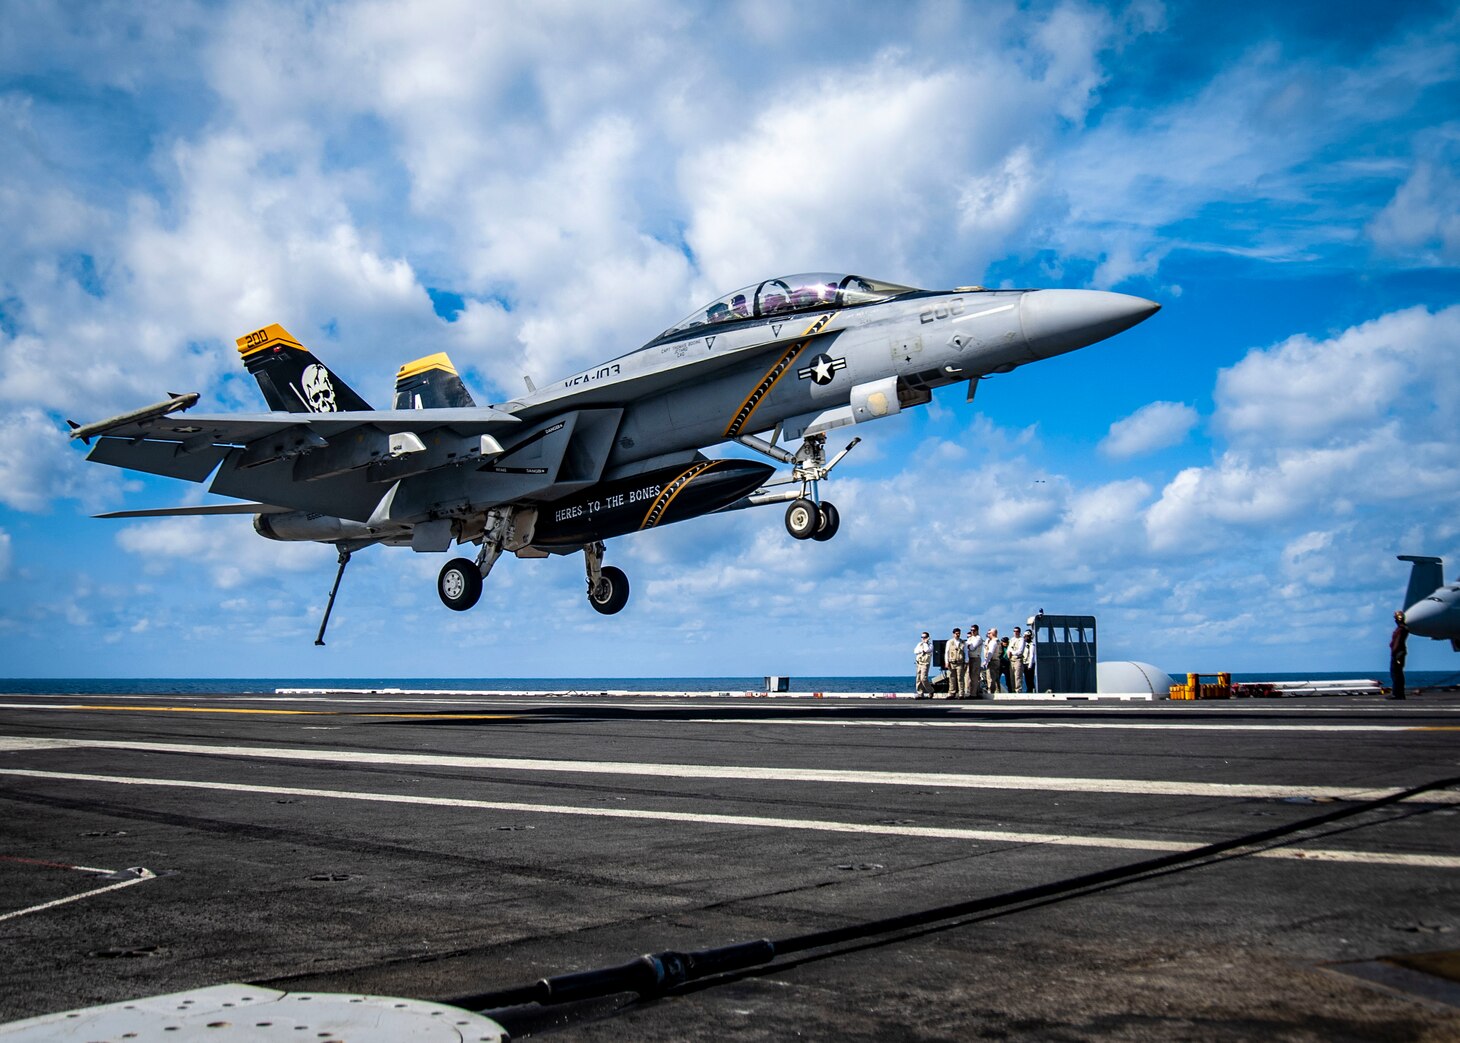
[70,273,1159,641]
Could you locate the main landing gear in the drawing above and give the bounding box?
[438,557,483,611]
[435,535,632,616]
[437,507,508,612]
[584,540,630,615]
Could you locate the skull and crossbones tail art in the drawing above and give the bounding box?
[301,363,338,412]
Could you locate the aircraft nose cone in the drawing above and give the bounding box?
[1020,289,1160,358]
[1402,596,1446,637]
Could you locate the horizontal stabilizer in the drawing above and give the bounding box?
[96,502,291,519]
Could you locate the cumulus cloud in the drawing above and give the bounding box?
[1369,124,1460,264]
[1100,401,1199,458]
[1214,304,1460,445]
[1146,306,1460,553]
[116,515,328,589]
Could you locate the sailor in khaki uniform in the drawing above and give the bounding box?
[1008,626,1027,694]
[944,628,966,699]
[914,632,933,698]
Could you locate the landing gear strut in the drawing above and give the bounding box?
[437,508,510,611]
[584,541,630,615]
[743,433,857,543]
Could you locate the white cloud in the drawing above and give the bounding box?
[0,527,11,579]
[1215,304,1460,445]
[116,515,328,589]
[1369,124,1460,264]
[1100,401,1199,458]
[1145,305,1460,554]
[0,410,121,513]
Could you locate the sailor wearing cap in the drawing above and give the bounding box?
[964,625,984,699]
[914,632,933,698]
[944,628,966,699]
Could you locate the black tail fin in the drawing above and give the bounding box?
[393,352,476,409]
[236,324,373,413]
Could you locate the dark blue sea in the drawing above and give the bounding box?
[1,671,1455,695]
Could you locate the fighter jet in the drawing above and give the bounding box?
[70,273,1159,641]
[1398,555,1460,650]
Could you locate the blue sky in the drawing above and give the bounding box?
[1,0,1458,678]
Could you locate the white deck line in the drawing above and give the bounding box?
[0,768,1454,870]
[0,867,155,925]
[2,736,1455,804]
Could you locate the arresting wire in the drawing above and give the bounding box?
[448,773,1460,1014]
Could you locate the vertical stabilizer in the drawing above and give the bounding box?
[236,324,373,413]
[1398,555,1444,613]
[394,352,476,409]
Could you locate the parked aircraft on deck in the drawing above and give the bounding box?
[1398,555,1460,649]
[70,273,1159,641]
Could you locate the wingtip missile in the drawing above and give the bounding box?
[67,392,201,443]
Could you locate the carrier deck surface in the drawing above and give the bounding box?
[1,690,1457,1040]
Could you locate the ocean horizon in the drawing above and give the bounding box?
[0,670,1454,696]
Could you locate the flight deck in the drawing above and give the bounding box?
[0,689,1457,1040]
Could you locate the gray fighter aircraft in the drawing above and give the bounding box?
[69,273,1159,641]
[1398,555,1460,650]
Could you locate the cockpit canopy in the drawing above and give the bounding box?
[659,273,917,340]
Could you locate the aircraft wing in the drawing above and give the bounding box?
[72,406,521,446]
[95,502,292,519]
[74,401,524,490]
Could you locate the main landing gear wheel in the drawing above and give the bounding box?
[588,565,630,615]
[812,501,840,541]
[438,557,483,611]
[785,498,818,540]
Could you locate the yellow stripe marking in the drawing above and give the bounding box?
[724,311,838,438]
[639,460,721,530]
[36,705,518,720]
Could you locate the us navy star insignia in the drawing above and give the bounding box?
[797,353,847,385]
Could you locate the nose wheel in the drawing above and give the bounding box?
[786,499,840,541]
[812,501,840,541]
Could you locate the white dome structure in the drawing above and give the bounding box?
[1097,661,1175,697]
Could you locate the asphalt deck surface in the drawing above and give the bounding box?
[0,689,1458,1041]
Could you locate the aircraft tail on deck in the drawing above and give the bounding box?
[394,353,476,409]
[1398,554,1444,612]
[236,324,373,413]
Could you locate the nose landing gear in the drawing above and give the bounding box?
[739,432,858,544]
[784,498,841,541]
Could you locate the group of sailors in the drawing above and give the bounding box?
[914,623,1036,698]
